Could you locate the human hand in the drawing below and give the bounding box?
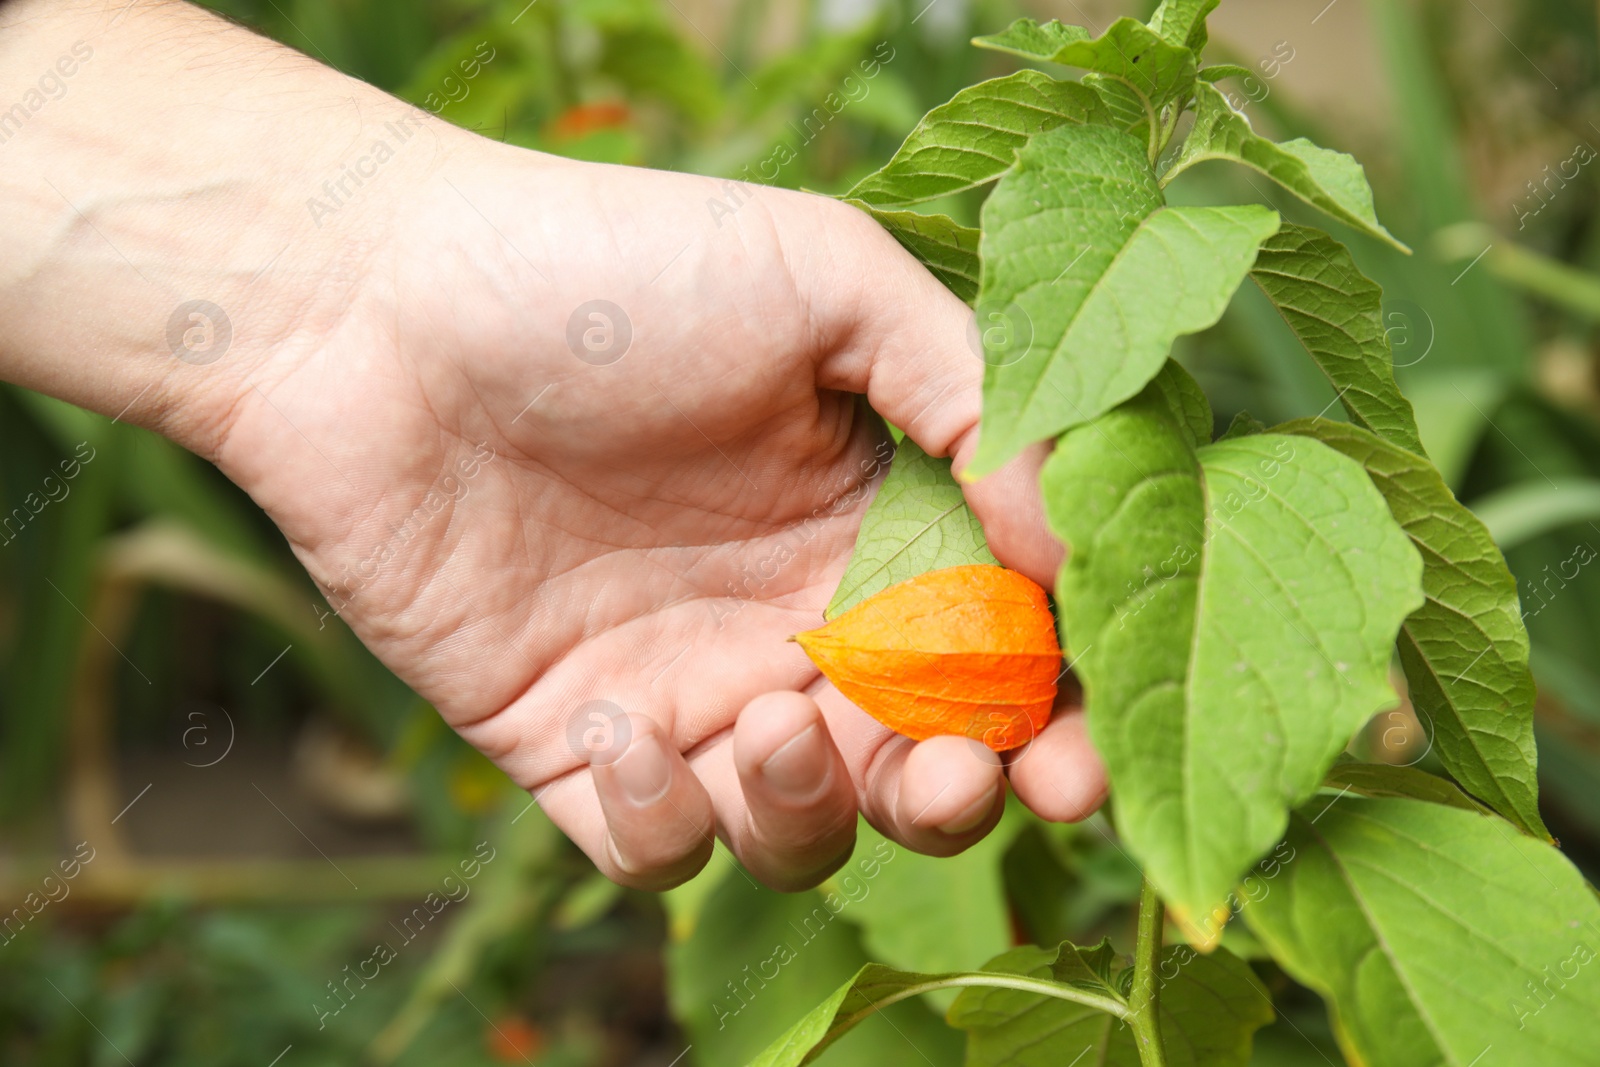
[0,0,1106,890]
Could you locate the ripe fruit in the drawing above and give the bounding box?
[794,565,1060,750]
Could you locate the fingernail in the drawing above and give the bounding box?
[760,724,829,800]
[611,732,672,806]
[938,784,999,835]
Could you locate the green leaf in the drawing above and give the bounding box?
[1279,418,1551,840]
[1242,797,1600,1067]
[848,201,980,304]
[844,819,1020,1009]
[1165,83,1408,252]
[1322,761,1493,817]
[1084,77,1156,144]
[1250,223,1426,455]
[746,947,1129,1067]
[969,122,1277,476]
[1147,0,1218,55]
[1041,385,1424,922]
[670,858,959,1067]
[826,436,996,619]
[1148,359,1214,448]
[949,943,1272,1066]
[1197,63,1254,83]
[843,72,1119,207]
[953,940,1125,1012]
[1469,478,1600,551]
[971,19,1090,62]
[1220,410,1267,441]
[974,18,1197,114]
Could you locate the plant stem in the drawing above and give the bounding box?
[838,973,1132,1031]
[804,971,1132,1066]
[1129,876,1168,1067]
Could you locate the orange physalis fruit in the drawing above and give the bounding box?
[548,100,630,140]
[794,565,1060,751]
[486,1014,544,1063]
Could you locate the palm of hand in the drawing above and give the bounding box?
[216,145,1103,888]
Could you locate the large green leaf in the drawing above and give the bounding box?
[1166,83,1408,252]
[746,944,1129,1067]
[1250,224,1425,456]
[973,18,1197,115]
[1279,418,1550,840]
[844,818,1021,1010]
[847,202,979,305]
[826,436,996,618]
[1242,797,1600,1067]
[949,943,1272,1067]
[1322,761,1492,818]
[970,19,1089,62]
[969,123,1277,476]
[844,72,1117,207]
[1318,758,1491,819]
[1041,381,1423,923]
[670,858,958,1067]
[1148,356,1215,445]
[1147,0,1218,54]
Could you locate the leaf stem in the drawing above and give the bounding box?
[1153,94,1193,179]
[1105,75,1161,166]
[1129,876,1168,1067]
[840,974,1131,1030]
[802,972,1130,1066]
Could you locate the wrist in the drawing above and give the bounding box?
[0,0,464,459]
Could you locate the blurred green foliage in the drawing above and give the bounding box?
[6,0,1600,1063]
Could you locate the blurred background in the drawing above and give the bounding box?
[4,0,1600,1063]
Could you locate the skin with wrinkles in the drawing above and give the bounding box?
[0,0,1109,893]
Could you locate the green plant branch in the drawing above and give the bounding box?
[1129,877,1168,1067]
[1155,93,1191,162]
[797,972,1131,1064]
[846,974,1131,1028]
[1435,221,1600,320]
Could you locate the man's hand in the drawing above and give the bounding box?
[0,0,1106,890]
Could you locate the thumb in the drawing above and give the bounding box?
[807,197,1063,587]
